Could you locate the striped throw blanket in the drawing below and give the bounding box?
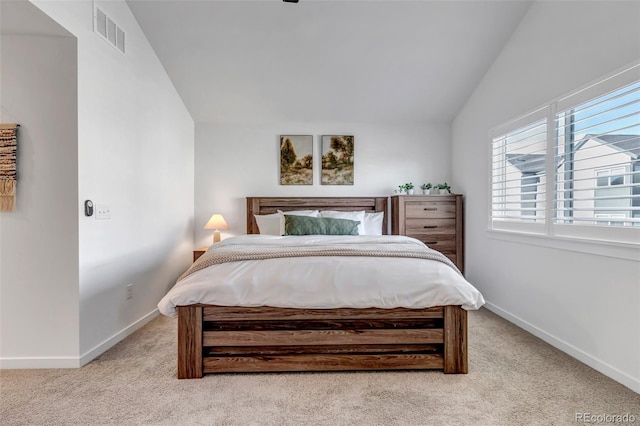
[178,241,461,282]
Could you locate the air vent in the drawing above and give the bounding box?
[96,8,107,37]
[94,7,125,54]
[116,27,125,53]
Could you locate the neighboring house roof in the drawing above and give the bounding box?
[506,134,640,176]
[506,154,545,174]
[582,134,640,160]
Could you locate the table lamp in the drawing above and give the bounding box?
[204,214,228,243]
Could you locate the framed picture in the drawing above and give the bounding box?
[321,135,354,185]
[280,135,313,185]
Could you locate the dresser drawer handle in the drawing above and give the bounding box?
[424,241,438,245]
[423,225,437,229]
[423,208,437,211]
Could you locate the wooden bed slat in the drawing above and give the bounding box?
[204,318,442,331]
[203,353,444,373]
[256,197,380,209]
[204,344,442,356]
[203,306,444,321]
[203,329,443,347]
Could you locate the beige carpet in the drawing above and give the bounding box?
[1,308,638,425]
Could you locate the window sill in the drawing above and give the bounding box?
[487,229,639,261]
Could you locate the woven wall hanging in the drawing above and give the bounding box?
[0,123,19,212]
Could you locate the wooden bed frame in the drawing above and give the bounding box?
[176,197,467,378]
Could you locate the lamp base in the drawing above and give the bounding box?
[213,230,221,243]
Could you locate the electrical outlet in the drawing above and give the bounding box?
[96,204,111,220]
[126,283,133,300]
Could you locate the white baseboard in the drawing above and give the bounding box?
[80,309,159,366]
[0,309,159,370]
[0,356,81,369]
[483,302,640,394]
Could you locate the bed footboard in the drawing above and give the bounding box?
[177,304,467,378]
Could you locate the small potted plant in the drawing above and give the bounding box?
[396,185,406,195]
[404,182,415,195]
[420,183,432,195]
[437,182,451,194]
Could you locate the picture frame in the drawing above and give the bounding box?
[321,135,354,185]
[280,135,313,185]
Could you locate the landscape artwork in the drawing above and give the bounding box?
[280,135,313,185]
[321,135,354,185]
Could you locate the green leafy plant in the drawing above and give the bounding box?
[420,183,432,190]
[404,182,414,190]
[437,182,451,193]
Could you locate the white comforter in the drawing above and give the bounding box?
[158,235,485,317]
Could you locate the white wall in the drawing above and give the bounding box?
[195,122,451,245]
[1,0,196,365]
[452,1,640,392]
[0,22,80,364]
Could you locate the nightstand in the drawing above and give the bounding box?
[193,246,209,262]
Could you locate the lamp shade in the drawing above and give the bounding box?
[204,214,228,230]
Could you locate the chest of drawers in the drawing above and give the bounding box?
[391,194,464,273]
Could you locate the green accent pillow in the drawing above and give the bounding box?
[284,214,360,236]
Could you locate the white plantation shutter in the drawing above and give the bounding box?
[491,111,548,233]
[489,63,640,245]
[554,80,640,228]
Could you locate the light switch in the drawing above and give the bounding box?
[95,204,111,220]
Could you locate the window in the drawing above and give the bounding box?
[490,63,640,244]
[595,213,626,227]
[555,78,639,228]
[491,114,547,233]
[596,167,626,188]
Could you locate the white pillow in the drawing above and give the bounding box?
[363,212,384,236]
[254,210,320,235]
[277,209,320,217]
[320,210,366,235]
[254,213,282,235]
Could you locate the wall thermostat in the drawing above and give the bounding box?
[84,200,94,217]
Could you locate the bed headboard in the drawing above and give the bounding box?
[246,196,388,235]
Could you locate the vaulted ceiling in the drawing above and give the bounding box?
[127,0,532,124]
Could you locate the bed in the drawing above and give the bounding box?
[162,196,483,379]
